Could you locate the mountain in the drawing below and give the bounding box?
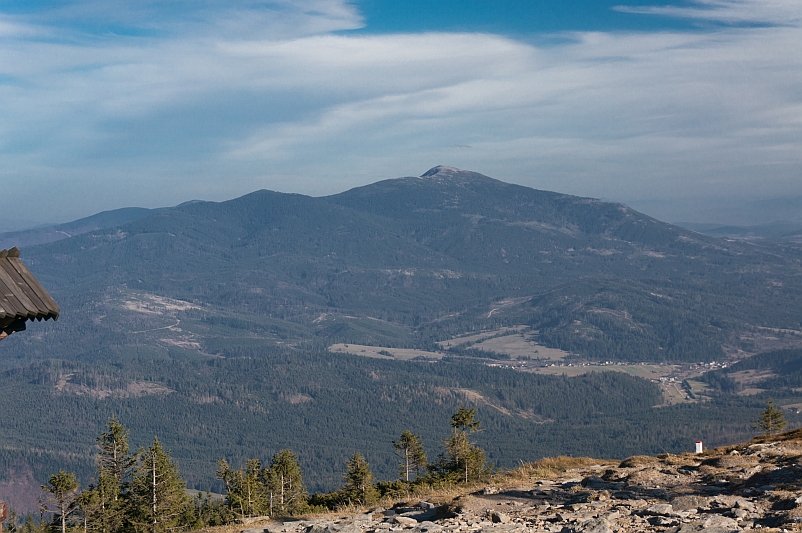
[676,220,802,243]
[0,206,168,250]
[1,166,801,504]
[13,165,799,363]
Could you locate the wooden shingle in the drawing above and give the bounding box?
[0,247,59,341]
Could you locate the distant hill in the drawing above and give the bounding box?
[8,165,802,364]
[2,166,802,499]
[0,206,168,249]
[677,220,802,242]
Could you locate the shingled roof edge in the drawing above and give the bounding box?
[0,248,60,328]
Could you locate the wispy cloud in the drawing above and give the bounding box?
[614,0,802,25]
[0,0,800,225]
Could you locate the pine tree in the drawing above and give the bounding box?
[436,406,489,483]
[41,470,79,533]
[128,438,192,533]
[392,431,427,481]
[98,417,134,483]
[83,417,134,533]
[215,459,268,518]
[265,449,307,517]
[341,453,377,507]
[754,398,787,435]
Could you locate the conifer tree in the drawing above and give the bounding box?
[128,438,192,533]
[392,431,427,481]
[265,450,307,517]
[83,417,134,533]
[41,470,79,533]
[436,406,489,483]
[341,453,377,507]
[754,398,787,435]
[215,459,268,518]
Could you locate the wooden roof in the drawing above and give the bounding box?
[0,247,59,340]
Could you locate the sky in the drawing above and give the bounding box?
[1,0,801,229]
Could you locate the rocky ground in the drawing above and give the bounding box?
[237,431,802,533]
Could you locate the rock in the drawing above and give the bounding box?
[670,495,710,511]
[732,508,749,520]
[393,517,419,527]
[338,524,364,533]
[581,476,607,490]
[483,487,500,495]
[489,512,509,524]
[733,499,755,512]
[575,518,612,533]
[702,514,739,529]
[414,522,441,533]
[241,528,268,533]
[478,526,527,533]
[645,504,673,516]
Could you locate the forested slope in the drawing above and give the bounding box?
[2,166,802,510]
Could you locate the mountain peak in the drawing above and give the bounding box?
[420,165,464,179]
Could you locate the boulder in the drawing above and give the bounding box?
[670,495,710,511]
[575,518,613,533]
[413,521,442,533]
[645,504,673,516]
[702,514,739,529]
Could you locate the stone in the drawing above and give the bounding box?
[732,508,749,520]
[670,495,710,511]
[477,526,526,533]
[394,517,419,527]
[241,528,269,533]
[489,512,509,524]
[339,524,364,533]
[733,499,755,512]
[415,522,442,533]
[581,477,607,490]
[575,518,613,533]
[645,504,674,516]
[702,514,738,529]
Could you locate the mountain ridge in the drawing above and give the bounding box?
[1,167,801,500]
[9,166,802,365]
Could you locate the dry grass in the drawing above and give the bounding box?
[193,521,271,533]
[508,456,607,481]
[701,455,759,469]
[752,427,802,444]
[658,453,701,467]
[619,455,657,468]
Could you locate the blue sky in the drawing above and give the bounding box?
[1,0,801,228]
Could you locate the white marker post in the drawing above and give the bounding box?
[695,440,703,454]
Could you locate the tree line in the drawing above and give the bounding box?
[13,407,492,533]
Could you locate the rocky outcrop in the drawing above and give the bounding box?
[237,437,802,533]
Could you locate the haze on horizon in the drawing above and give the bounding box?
[1,0,801,230]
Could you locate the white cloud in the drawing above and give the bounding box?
[0,0,801,224]
[614,0,802,25]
